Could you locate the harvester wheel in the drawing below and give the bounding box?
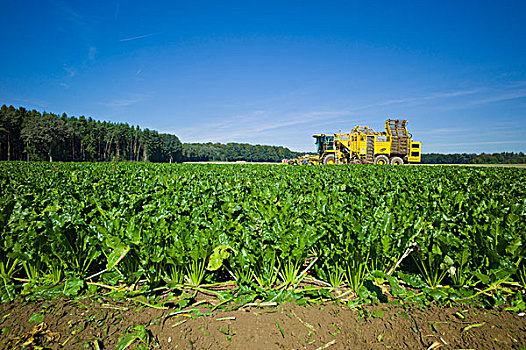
[374,155,389,165]
[323,154,336,165]
[390,156,404,165]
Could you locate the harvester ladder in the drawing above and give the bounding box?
[366,136,374,162]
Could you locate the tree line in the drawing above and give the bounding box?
[183,142,301,162]
[0,104,301,163]
[0,104,183,163]
[421,152,526,164]
[2,104,524,164]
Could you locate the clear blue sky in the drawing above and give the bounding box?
[1,0,526,153]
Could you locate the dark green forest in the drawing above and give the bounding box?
[183,142,301,162]
[421,152,526,164]
[1,104,524,164]
[0,105,301,163]
[0,105,183,163]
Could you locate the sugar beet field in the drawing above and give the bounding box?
[1,162,526,349]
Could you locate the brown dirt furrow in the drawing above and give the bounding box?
[0,299,525,349]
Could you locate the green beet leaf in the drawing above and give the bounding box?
[207,245,235,271]
[107,245,130,271]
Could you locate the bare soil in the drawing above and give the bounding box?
[1,298,525,349]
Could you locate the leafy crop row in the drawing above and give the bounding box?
[0,162,525,308]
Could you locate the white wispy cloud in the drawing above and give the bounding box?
[119,33,160,42]
[172,85,525,151]
[102,97,144,108]
[54,2,99,72]
[427,140,526,147]
[501,80,526,88]
[174,89,483,145]
[384,89,481,105]
[176,109,350,144]
[469,89,526,105]
[63,65,76,78]
[251,110,348,133]
[60,65,76,88]
[348,88,482,112]
[7,97,50,111]
[54,2,85,27]
[418,127,470,134]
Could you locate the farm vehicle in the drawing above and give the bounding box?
[286,154,321,165]
[288,119,421,165]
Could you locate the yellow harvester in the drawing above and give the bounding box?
[293,119,421,165]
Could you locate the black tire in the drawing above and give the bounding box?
[374,155,389,165]
[323,154,336,165]
[390,156,404,165]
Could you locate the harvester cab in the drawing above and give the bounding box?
[313,134,339,164]
[314,135,335,154]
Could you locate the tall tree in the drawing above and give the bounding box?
[21,112,72,161]
[160,133,183,163]
[0,105,22,160]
